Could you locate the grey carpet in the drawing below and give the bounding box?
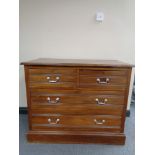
[19,105,135,155]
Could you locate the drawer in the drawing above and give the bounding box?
[79,69,128,90]
[31,104,123,115]
[28,68,77,88]
[31,94,125,106]
[31,115,122,133]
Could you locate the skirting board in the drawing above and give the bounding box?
[27,131,126,145]
[19,107,130,117]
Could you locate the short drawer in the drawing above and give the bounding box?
[31,115,122,132]
[28,68,77,88]
[79,69,128,90]
[31,104,124,116]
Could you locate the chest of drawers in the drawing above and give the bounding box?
[21,58,132,145]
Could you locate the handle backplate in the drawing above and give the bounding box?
[48,118,60,125]
[96,77,110,84]
[95,98,108,105]
[94,119,105,125]
[46,76,60,83]
[47,97,60,104]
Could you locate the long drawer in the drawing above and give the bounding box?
[31,105,123,115]
[31,94,125,106]
[31,115,122,133]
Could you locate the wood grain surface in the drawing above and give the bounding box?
[22,59,132,144]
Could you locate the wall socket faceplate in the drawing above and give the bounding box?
[96,11,104,22]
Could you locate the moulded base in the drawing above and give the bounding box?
[27,131,126,145]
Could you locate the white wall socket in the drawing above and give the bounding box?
[96,11,104,22]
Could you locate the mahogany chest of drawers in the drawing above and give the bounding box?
[21,58,132,145]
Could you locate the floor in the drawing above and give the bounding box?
[19,105,135,155]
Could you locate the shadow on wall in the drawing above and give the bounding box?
[131,78,135,105]
[19,66,27,107]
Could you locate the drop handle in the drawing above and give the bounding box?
[47,97,60,104]
[48,118,60,125]
[96,78,110,84]
[46,76,60,83]
[95,98,108,105]
[94,119,106,125]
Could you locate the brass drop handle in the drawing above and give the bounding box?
[96,98,108,105]
[94,119,105,125]
[48,118,60,125]
[47,97,60,104]
[96,78,110,84]
[46,76,60,83]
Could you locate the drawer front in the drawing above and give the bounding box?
[31,115,121,132]
[28,68,77,88]
[79,69,128,90]
[31,105,123,115]
[31,94,125,106]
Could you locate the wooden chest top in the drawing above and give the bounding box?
[21,58,133,67]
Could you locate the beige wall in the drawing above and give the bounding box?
[19,0,135,107]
